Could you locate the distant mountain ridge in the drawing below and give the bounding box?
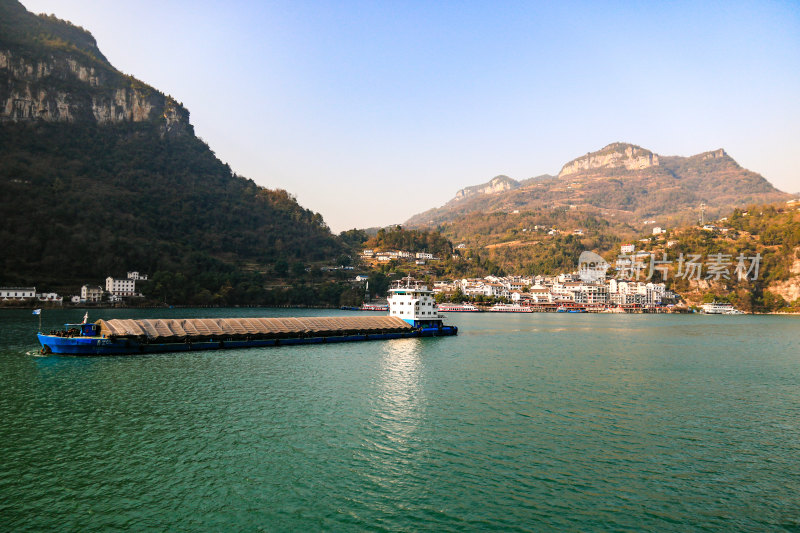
[405,142,789,227]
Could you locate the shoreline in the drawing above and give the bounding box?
[1,304,797,315]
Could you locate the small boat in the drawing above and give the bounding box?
[341,303,389,311]
[488,303,533,313]
[438,303,482,312]
[701,301,743,314]
[360,303,389,311]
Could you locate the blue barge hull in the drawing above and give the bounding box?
[37,326,457,356]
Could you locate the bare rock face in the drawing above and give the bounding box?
[558,143,659,178]
[455,175,519,201]
[701,148,727,160]
[768,247,800,304]
[0,49,190,135]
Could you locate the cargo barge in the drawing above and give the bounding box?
[37,279,456,355]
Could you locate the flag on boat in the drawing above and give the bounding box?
[32,309,41,315]
[82,312,89,324]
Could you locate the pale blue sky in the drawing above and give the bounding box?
[20,0,800,231]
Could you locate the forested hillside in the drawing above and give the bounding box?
[0,122,341,284]
[0,0,345,303]
[615,203,800,312]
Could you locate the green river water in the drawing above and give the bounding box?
[1,308,799,531]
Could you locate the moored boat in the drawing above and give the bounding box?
[438,303,482,312]
[701,301,743,314]
[360,303,389,311]
[488,303,533,313]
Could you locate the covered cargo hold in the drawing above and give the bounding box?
[96,316,414,341]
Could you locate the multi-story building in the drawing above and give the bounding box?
[105,277,136,297]
[81,285,104,302]
[581,283,608,304]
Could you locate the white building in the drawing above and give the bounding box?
[529,288,553,303]
[579,283,608,304]
[105,277,136,297]
[621,244,635,254]
[37,292,63,304]
[81,285,104,302]
[127,271,148,280]
[652,227,666,235]
[0,287,35,299]
[416,252,434,260]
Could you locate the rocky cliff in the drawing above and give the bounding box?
[559,143,659,177]
[454,175,519,200]
[0,0,190,136]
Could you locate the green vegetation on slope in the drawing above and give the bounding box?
[367,226,454,257]
[624,203,800,312]
[0,0,109,65]
[439,208,632,275]
[0,122,342,290]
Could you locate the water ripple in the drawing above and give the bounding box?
[1,310,799,530]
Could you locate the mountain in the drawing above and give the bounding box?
[454,175,520,201]
[405,143,790,228]
[0,0,342,296]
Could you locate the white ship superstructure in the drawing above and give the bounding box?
[388,277,442,327]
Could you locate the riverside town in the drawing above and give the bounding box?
[3,243,765,314]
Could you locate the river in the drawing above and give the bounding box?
[1,308,798,530]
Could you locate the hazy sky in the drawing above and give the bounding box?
[20,0,800,232]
